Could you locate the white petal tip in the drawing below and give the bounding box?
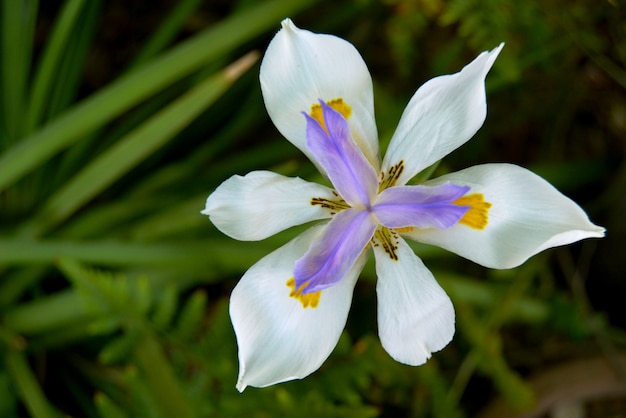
[236,381,247,393]
[280,18,296,30]
[586,227,606,240]
[405,347,432,367]
[485,43,504,64]
[481,42,504,70]
[384,338,438,366]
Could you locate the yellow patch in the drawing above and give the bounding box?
[453,193,492,230]
[394,227,415,234]
[310,98,352,132]
[286,278,321,308]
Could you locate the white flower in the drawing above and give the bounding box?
[202,19,605,392]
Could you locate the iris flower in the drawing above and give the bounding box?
[203,19,604,392]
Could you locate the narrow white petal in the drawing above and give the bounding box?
[382,43,504,186]
[373,235,455,366]
[202,171,336,241]
[230,224,366,391]
[260,18,380,171]
[407,164,606,269]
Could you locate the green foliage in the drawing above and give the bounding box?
[0,0,622,416]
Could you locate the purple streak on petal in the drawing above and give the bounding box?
[304,101,378,207]
[373,183,471,230]
[294,208,376,293]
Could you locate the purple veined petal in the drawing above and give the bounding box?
[304,101,379,208]
[294,208,376,293]
[373,183,471,229]
[229,223,366,391]
[409,163,606,269]
[260,19,380,171]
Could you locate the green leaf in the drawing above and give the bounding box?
[99,332,142,366]
[128,0,205,69]
[151,284,179,331]
[174,290,207,340]
[0,370,18,417]
[5,350,61,418]
[1,0,39,143]
[133,334,197,418]
[95,392,129,418]
[23,0,86,133]
[0,0,318,192]
[21,52,259,238]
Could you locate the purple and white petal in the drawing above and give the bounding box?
[260,18,380,170]
[294,208,376,292]
[305,102,379,207]
[230,225,366,391]
[373,183,470,229]
[407,163,606,268]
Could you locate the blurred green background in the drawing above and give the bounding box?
[0,0,624,416]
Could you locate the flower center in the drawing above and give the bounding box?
[296,100,494,299]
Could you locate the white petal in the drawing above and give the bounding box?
[407,164,606,269]
[260,18,380,171]
[382,43,504,186]
[230,224,366,391]
[373,235,455,365]
[202,171,336,241]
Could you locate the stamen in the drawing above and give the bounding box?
[311,192,351,215]
[286,277,321,308]
[310,98,352,132]
[372,228,399,261]
[379,161,405,192]
[453,193,492,230]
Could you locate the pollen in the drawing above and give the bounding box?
[453,193,492,230]
[310,98,352,131]
[286,278,321,308]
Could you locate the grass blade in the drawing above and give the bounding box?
[21,51,259,237]
[5,350,60,418]
[128,0,205,69]
[1,0,39,143]
[0,0,318,193]
[23,0,86,134]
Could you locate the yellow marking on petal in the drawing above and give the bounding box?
[310,98,352,132]
[453,193,492,230]
[372,228,399,261]
[379,161,405,192]
[286,277,321,308]
[394,227,415,234]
